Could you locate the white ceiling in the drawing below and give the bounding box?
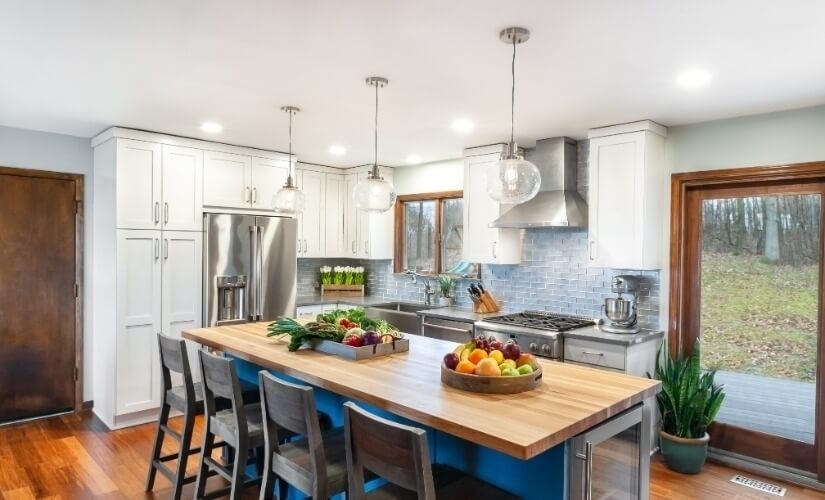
[2,0,825,167]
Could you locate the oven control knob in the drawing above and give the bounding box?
[529,342,538,352]
[540,344,552,355]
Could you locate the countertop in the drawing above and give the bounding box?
[415,306,501,323]
[182,323,660,460]
[561,326,665,346]
[296,294,397,307]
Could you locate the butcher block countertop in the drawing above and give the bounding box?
[183,323,660,460]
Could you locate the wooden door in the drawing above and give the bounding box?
[161,145,203,231]
[250,156,289,212]
[0,168,81,423]
[161,231,203,383]
[203,151,251,209]
[116,139,161,230]
[115,229,162,415]
[299,169,326,257]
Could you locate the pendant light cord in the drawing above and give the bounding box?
[510,35,516,151]
[373,81,379,177]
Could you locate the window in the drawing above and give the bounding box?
[394,191,463,274]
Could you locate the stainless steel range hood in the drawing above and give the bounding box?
[490,136,588,228]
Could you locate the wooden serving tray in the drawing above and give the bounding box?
[441,363,543,394]
[321,284,365,296]
[309,337,409,360]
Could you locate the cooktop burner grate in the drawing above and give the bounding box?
[483,311,597,332]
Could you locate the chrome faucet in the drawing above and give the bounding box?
[405,268,436,305]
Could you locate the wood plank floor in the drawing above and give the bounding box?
[0,410,823,499]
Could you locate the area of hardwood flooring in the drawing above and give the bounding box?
[0,410,823,499]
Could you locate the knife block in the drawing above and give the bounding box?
[472,293,500,314]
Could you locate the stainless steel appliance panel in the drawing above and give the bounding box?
[257,215,297,321]
[420,317,474,343]
[204,213,256,326]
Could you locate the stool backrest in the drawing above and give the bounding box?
[198,350,247,434]
[259,371,327,489]
[157,334,195,399]
[343,401,435,500]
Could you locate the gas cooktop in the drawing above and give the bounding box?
[482,311,597,332]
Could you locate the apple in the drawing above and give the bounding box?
[499,359,517,371]
[501,367,519,377]
[342,334,363,347]
[502,341,521,361]
[517,364,534,375]
[443,353,460,370]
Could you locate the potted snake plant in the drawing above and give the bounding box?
[437,276,454,306]
[650,339,725,474]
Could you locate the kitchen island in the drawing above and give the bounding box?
[183,323,660,499]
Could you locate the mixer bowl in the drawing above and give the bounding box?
[604,297,634,323]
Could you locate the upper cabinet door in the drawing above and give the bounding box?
[161,231,203,383]
[203,151,252,209]
[162,145,203,231]
[324,173,347,257]
[117,139,161,230]
[355,172,371,258]
[298,169,326,258]
[344,173,359,257]
[250,156,289,212]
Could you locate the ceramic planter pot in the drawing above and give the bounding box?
[438,297,454,307]
[659,430,710,474]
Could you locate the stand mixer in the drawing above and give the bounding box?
[601,275,641,334]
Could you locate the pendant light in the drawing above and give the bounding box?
[353,76,397,213]
[272,106,306,216]
[486,27,541,204]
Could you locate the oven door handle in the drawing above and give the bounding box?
[422,322,471,334]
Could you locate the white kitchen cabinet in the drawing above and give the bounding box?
[462,146,521,264]
[251,156,290,211]
[115,230,163,415]
[344,173,359,257]
[161,231,203,384]
[296,304,325,317]
[117,139,162,230]
[203,151,252,209]
[297,168,326,257]
[161,145,203,231]
[343,169,395,260]
[587,121,666,270]
[324,173,347,257]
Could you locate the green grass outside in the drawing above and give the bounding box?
[700,252,818,382]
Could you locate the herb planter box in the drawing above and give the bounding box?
[321,284,364,297]
[309,337,409,360]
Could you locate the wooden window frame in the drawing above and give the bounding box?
[393,190,463,274]
[670,161,825,477]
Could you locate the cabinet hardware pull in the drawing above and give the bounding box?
[421,323,471,335]
[584,441,593,500]
[245,186,251,204]
[163,202,169,224]
[154,238,159,260]
[492,241,497,259]
[298,239,302,254]
[365,240,369,255]
[303,240,307,253]
[581,351,605,357]
[154,201,160,224]
[589,240,595,260]
[163,239,169,259]
[252,187,257,204]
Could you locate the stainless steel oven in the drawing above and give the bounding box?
[568,404,651,500]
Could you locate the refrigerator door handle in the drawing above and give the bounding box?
[257,225,264,321]
[248,224,257,321]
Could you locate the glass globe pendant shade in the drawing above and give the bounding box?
[486,156,541,204]
[353,174,397,213]
[271,185,306,216]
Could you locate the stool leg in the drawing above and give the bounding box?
[145,403,171,491]
[259,447,275,500]
[194,429,215,499]
[277,478,289,500]
[229,438,248,500]
[171,409,196,500]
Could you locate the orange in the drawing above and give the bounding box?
[474,358,502,377]
[455,360,476,374]
[467,348,488,364]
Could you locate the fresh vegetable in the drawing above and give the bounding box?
[342,333,364,347]
[345,327,365,337]
[267,317,344,351]
[362,330,380,346]
[316,307,367,327]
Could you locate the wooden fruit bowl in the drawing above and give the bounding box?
[440,363,543,394]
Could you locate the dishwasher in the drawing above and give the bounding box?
[419,315,474,343]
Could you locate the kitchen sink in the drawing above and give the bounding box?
[365,302,437,334]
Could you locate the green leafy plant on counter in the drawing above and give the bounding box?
[649,339,726,439]
[320,266,365,286]
[438,275,454,298]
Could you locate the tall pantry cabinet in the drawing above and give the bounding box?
[92,135,204,429]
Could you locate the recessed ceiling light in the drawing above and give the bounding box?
[451,118,475,134]
[406,155,422,165]
[676,68,712,89]
[329,145,347,156]
[200,121,223,133]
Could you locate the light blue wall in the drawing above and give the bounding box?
[0,125,94,400]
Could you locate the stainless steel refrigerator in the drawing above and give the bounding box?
[203,213,297,326]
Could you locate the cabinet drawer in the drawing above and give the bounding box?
[564,338,626,371]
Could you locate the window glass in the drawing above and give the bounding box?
[403,201,436,272]
[441,198,464,272]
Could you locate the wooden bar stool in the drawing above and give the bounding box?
[258,371,351,499]
[194,350,266,500]
[343,401,519,500]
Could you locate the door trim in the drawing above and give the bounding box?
[669,161,825,478]
[0,166,84,413]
